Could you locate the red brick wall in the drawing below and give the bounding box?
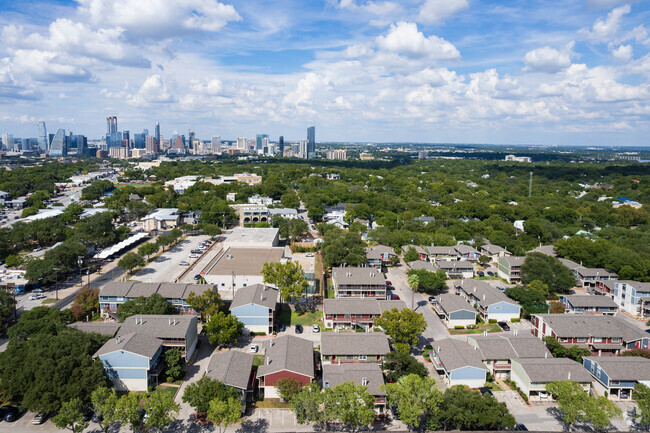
[262,370,312,387]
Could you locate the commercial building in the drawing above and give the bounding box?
[200,247,285,290]
[142,208,181,231]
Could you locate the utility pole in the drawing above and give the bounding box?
[529,171,533,197]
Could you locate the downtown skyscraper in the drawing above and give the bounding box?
[307,126,315,158]
[37,121,48,151]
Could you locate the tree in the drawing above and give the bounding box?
[547,380,621,431]
[52,398,88,433]
[543,337,591,363]
[290,381,325,426]
[322,382,376,433]
[182,377,239,416]
[276,378,303,403]
[0,289,17,333]
[156,234,174,251]
[116,293,176,321]
[404,247,420,263]
[281,192,301,209]
[375,308,427,354]
[528,279,549,297]
[186,288,223,321]
[165,347,184,382]
[407,273,420,292]
[114,393,143,432]
[521,252,576,294]
[141,391,180,433]
[506,286,549,318]
[384,374,443,431]
[439,385,516,431]
[633,383,650,429]
[90,386,119,433]
[202,311,244,346]
[170,227,183,240]
[478,254,490,265]
[383,352,428,382]
[261,261,309,302]
[206,397,241,433]
[138,242,159,260]
[70,287,100,321]
[320,227,367,268]
[201,224,222,238]
[407,269,447,292]
[117,251,145,274]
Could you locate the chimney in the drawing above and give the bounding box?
[266,358,271,365]
[116,337,120,344]
[270,340,274,347]
[362,377,368,386]
[437,346,441,352]
[545,352,548,358]
[169,318,171,325]
[568,371,571,380]
[482,294,486,300]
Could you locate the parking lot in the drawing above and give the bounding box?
[132,235,212,283]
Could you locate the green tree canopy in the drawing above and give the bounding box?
[165,347,184,382]
[383,352,428,382]
[375,308,427,354]
[182,377,239,415]
[404,247,420,263]
[320,227,367,268]
[0,289,17,333]
[506,285,549,318]
[185,288,223,321]
[322,381,376,433]
[547,380,621,431]
[70,286,99,321]
[439,386,516,431]
[202,311,244,347]
[406,269,447,292]
[117,251,145,274]
[141,391,180,432]
[261,261,308,302]
[52,398,88,433]
[521,252,576,294]
[634,383,650,429]
[276,378,303,403]
[116,293,176,321]
[90,386,119,433]
[543,336,591,363]
[384,374,443,431]
[207,397,241,433]
[138,242,159,260]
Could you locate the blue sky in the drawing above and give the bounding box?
[0,0,649,145]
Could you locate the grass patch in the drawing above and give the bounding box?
[253,355,264,367]
[42,298,59,304]
[291,310,322,327]
[255,400,290,409]
[474,276,504,281]
[449,323,502,335]
[277,309,291,325]
[326,287,336,299]
[483,381,504,391]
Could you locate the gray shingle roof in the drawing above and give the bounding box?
[481,244,510,255]
[119,315,196,340]
[332,267,386,286]
[468,335,550,360]
[68,322,121,337]
[230,284,278,310]
[502,256,526,267]
[530,245,557,257]
[323,299,405,315]
[433,339,487,372]
[455,245,480,255]
[377,300,407,313]
[558,258,582,270]
[401,245,427,255]
[181,284,213,300]
[561,295,618,309]
[437,260,474,271]
[127,282,161,298]
[100,281,136,297]
[513,358,592,383]
[426,246,458,256]
[100,282,216,300]
[366,245,396,260]
[576,267,618,278]
[407,260,437,272]
[534,314,647,341]
[206,351,255,390]
[321,332,390,356]
[584,357,650,381]
[436,293,475,314]
[94,333,162,359]
[257,335,315,379]
[455,279,519,308]
[323,363,386,396]
[614,280,650,292]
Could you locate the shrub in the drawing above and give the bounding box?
[454,325,464,330]
[466,324,478,329]
[355,327,366,332]
[488,319,497,324]
[504,379,529,403]
[511,318,520,323]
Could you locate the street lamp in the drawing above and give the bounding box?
[53,267,60,300]
[78,256,84,285]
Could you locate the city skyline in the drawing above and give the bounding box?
[0,1,649,145]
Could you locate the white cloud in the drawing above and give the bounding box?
[580,5,630,43]
[336,0,399,15]
[129,74,173,106]
[77,0,241,39]
[418,0,469,24]
[189,79,224,96]
[375,22,460,60]
[523,42,574,73]
[611,44,633,61]
[10,49,93,82]
[282,73,331,108]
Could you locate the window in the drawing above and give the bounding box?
[495,306,501,310]
[594,337,602,343]
[346,355,354,360]
[221,283,225,287]
[324,382,329,388]
[577,337,585,343]
[612,338,621,343]
[560,338,568,343]
[359,355,367,360]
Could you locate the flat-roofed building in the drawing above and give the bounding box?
[222,227,279,249]
[201,247,285,291]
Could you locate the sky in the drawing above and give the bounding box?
[0,0,649,146]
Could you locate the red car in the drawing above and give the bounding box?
[385,280,392,286]
[389,294,400,300]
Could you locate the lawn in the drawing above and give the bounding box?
[474,276,506,282]
[253,355,264,367]
[449,323,502,335]
[483,381,504,391]
[42,298,58,305]
[255,400,290,409]
[277,309,323,327]
[326,287,336,299]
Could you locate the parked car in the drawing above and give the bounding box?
[31,413,47,424]
[295,324,304,334]
[193,274,201,280]
[305,253,314,257]
[189,254,199,258]
[385,280,392,286]
[428,296,437,305]
[28,294,45,300]
[478,271,485,277]
[389,294,400,300]
[312,324,320,333]
[514,424,528,431]
[487,271,494,276]
[278,323,286,332]
[179,261,190,266]
[32,288,43,293]
[498,321,511,331]
[1,406,20,422]
[620,390,630,399]
[249,344,259,353]
[538,391,549,399]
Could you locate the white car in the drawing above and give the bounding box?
[249,344,259,353]
[29,294,45,301]
[179,261,190,266]
[189,254,198,258]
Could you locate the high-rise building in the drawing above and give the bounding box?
[256,134,268,151]
[326,149,347,160]
[1,133,13,151]
[211,136,222,154]
[154,122,160,142]
[279,136,284,156]
[237,137,247,150]
[37,121,48,152]
[145,135,159,153]
[299,140,309,159]
[307,126,315,158]
[106,116,118,134]
[173,135,185,149]
[49,129,67,156]
[134,132,145,149]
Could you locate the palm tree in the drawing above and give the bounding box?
[407,273,420,292]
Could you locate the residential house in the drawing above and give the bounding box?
[401,245,428,261]
[68,322,121,337]
[323,363,387,414]
[365,246,396,269]
[99,282,211,316]
[611,280,650,318]
[321,332,391,365]
[268,208,299,220]
[99,282,213,316]
[0,190,9,205]
[206,351,256,411]
[433,293,477,328]
[425,246,458,262]
[480,244,511,261]
[431,339,488,388]
[497,256,526,284]
[455,279,521,322]
[412,216,435,225]
[407,260,438,272]
[583,357,650,401]
[323,299,405,331]
[94,333,163,391]
[455,244,481,262]
[230,284,278,334]
[323,203,349,229]
[256,335,315,399]
[437,260,474,279]
[466,335,551,378]
[530,245,557,257]
[560,295,618,315]
[142,208,181,231]
[117,315,198,360]
[531,314,650,355]
[248,194,275,205]
[331,267,387,299]
[575,267,618,288]
[510,358,592,401]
